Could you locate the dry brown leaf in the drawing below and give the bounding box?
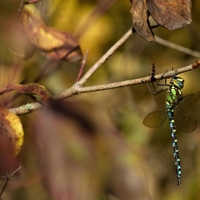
[0,83,53,105]
[147,0,192,30]
[20,5,82,62]
[130,0,155,41]
[130,0,192,41]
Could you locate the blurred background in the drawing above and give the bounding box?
[0,0,200,199]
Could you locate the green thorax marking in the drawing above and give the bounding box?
[166,76,184,108]
[143,74,200,185]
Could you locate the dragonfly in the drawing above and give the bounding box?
[143,74,200,185]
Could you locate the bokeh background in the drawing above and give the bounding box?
[1,0,200,199]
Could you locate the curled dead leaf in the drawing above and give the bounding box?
[20,4,82,62]
[147,0,192,31]
[130,0,154,42]
[0,83,53,106]
[130,0,192,41]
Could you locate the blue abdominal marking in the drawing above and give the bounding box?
[143,75,200,185]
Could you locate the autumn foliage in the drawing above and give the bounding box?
[1,0,200,200]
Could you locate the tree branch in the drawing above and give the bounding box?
[9,59,200,115]
[77,28,133,86]
[155,35,200,58]
[55,59,200,98]
[8,27,200,115]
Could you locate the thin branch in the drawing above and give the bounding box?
[9,28,133,114]
[77,28,133,86]
[9,60,200,115]
[55,60,200,98]
[9,103,41,115]
[76,50,89,82]
[0,166,21,198]
[155,35,200,58]
[0,178,9,198]
[7,26,200,115]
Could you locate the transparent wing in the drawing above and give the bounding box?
[143,110,167,128]
[154,89,168,108]
[173,91,200,133]
[174,107,197,133]
[179,91,200,109]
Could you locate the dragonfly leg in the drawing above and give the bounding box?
[147,69,170,94]
[157,70,170,87]
[146,63,157,94]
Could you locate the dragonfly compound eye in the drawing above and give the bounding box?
[174,78,184,89]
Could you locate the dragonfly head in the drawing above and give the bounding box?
[170,76,184,89]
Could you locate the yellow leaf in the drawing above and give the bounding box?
[0,106,24,156]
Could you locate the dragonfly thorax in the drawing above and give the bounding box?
[143,74,199,185]
[166,76,184,106]
[165,87,183,109]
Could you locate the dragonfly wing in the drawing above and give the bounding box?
[154,89,167,108]
[179,91,200,109]
[143,110,167,128]
[174,107,197,133]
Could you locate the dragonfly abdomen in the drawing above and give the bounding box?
[143,75,199,185]
[167,109,181,185]
[166,83,183,185]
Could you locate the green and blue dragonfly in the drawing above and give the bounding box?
[143,75,200,185]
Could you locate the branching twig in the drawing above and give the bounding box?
[76,50,89,82]
[7,27,200,115]
[55,60,200,98]
[0,166,21,198]
[77,28,133,86]
[9,60,200,115]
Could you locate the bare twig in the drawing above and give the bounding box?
[6,26,200,115]
[76,50,89,82]
[77,28,133,86]
[9,60,200,115]
[55,60,200,98]
[0,166,21,198]
[9,103,41,115]
[155,35,200,58]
